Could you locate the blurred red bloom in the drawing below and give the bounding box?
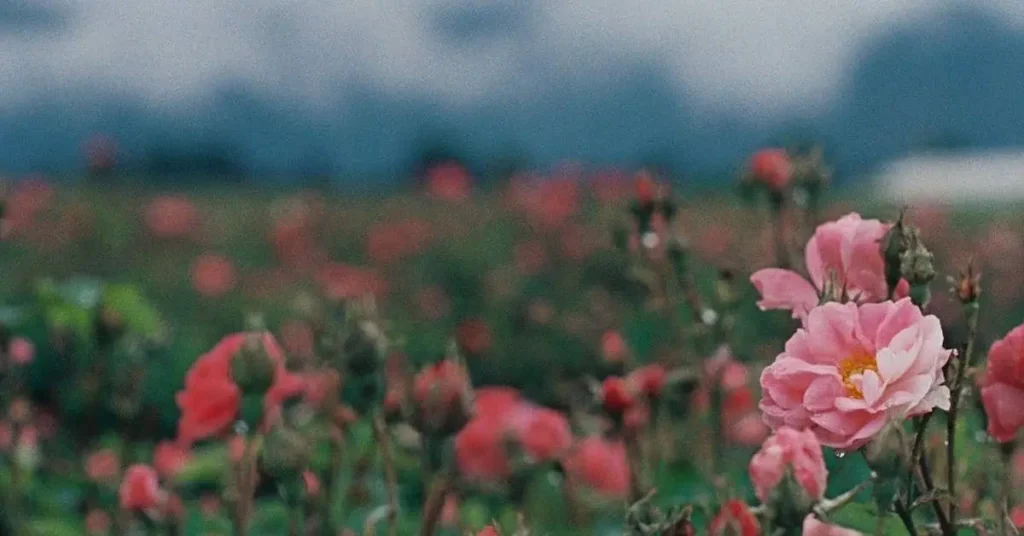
[366,219,433,264]
[85,510,111,534]
[191,254,237,297]
[413,360,471,434]
[86,448,120,482]
[709,500,760,536]
[564,437,630,499]
[425,162,472,201]
[455,416,512,481]
[119,464,165,511]
[601,331,629,364]
[176,333,305,444]
[456,318,493,355]
[8,337,34,365]
[981,324,1024,442]
[317,263,387,301]
[516,407,572,462]
[440,494,460,528]
[473,387,522,420]
[303,471,321,497]
[154,441,190,479]
[629,364,667,399]
[477,526,500,536]
[3,177,54,237]
[145,196,197,238]
[749,148,792,191]
[600,376,635,416]
[634,171,657,205]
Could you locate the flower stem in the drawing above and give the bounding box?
[372,414,399,536]
[946,301,979,525]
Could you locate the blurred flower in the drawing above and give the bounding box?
[144,196,197,238]
[153,441,190,480]
[515,407,572,462]
[3,177,54,237]
[455,416,511,481]
[456,318,493,356]
[119,464,165,511]
[425,162,472,201]
[303,370,340,410]
[760,299,951,450]
[191,254,237,297]
[317,263,387,301]
[751,213,901,321]
[629,364,667,399]
[802,515,863,535]
[600,376,636,416]
[749,148,792,191]
[633,171,657,206]
[85,509,111,534]
[303,470,320,497]
[176,333,305,444]
[708,500,760,536]
[440,494,460,528]
[413,360,471,436]
[981,323,1024,442]
[749,427,827,503]
[86,449,120,483]
[366,219,432,264]
[601,330,629,365]
[8,337,34,365]
[563,437,630,499]
[1012,505,1024,529]
[477,526,500,536]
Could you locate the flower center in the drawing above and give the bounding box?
[837,349,878,399]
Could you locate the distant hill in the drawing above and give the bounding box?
[1,5,1023,185]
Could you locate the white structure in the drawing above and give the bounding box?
[875,151,1024,203]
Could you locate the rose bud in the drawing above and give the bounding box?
[261,426,311,479]
[600,376,635,416]
[119,465,166,511]
[412,359,472,436]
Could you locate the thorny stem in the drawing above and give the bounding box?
[907,413,933,501]
[418,468,455,536]
[894,500,917,536]
[916,450,954,535]
[232,434,263,536]
[816,474,878,517]
[946,302,979,525]
[372,414,399,536]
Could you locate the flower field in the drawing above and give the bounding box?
[1,155,1024,535]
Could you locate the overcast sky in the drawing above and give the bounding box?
[1,1,1023,117]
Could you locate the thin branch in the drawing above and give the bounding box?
[372,414,399,536]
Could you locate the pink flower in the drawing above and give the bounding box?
[749,149,793,191]
[980,324,1024,442]
[563,437,630,498]
[86,449,120,482]
[476,526,500,536]
[515,407,572,462]
[191,254,236,297]
[802,515,863,535]
[8,337,34,365]
[119,465,165,511]
[154,441,190,479]
[145,196,197,238]
[749,427,827,502]
[759,299,951,450]
[751,213,900,321]
[455,417,511,481]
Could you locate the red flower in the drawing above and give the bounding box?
[8,337,34,366]
[749,148,792,191]
[630,364,667,398]
[154,441,190,479]
[564,437,630,498]
[981,324,1024,442]
[474,387,522,420]
[455,417,511,481]
[86,449,120,482]
[477,526,500,536]
[516,407,572,462]
[145,196,197,238]
[317,263,387,301]
[634,172,657,205]
[425,163,472,201]
[709,500,760,536]
[413,360,471,434]
[85,510,111,534]
[191,254,237,297]
[303,471,321,497]
[600,376,635,415]
[456,318,493,355]
[601,331,628,364]
[119,465,165,511]
[176,333,304,444]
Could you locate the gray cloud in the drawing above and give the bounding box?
[1,1,1023,115]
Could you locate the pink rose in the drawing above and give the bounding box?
[154,441,190,479]
[119,465,165,511]
[749,427,827,502]
[981,324,1024,442]
[759,299,951,450]
[802,515,863,535]
[751,213,903,321]
[515,407,572,462]
[563,436,630,499]
[8,337,34,365]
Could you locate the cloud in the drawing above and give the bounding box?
[0,0,1023,115]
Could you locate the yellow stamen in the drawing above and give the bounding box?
[837,349,878,399]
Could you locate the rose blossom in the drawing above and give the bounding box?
[86,448,120,482]
[751,213,904,321]
[759,299,951,450]
[476,526,500,536]
[749,427,827,502]
[749,148,793,191]
[514,407,572,462]
[8,337,34,365]
[176,333,305,444]
[119,465,165,511]
[709,500,760,536]
[802,515,863,535]
[980,324,1024,442]
[563,436,630,498]
[154,441,190,479]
